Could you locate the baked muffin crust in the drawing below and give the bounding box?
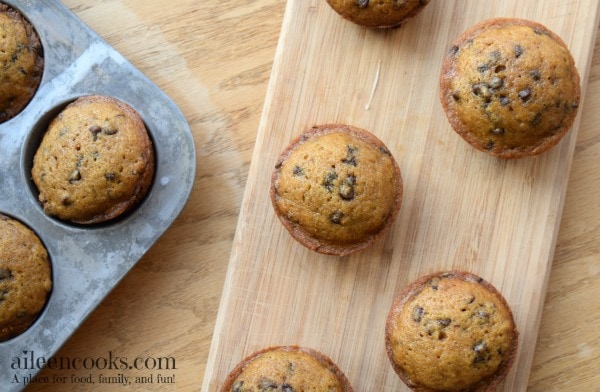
[32,95,155,224]
[440,18,580,158]
[221,346,353,392]
[270,124,403,256]
[0,214,52,341]
[0,3,43,122]
[326,0,430,28]
[385,271,518,391]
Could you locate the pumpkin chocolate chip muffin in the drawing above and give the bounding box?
[270,124,403,256]
[0,3,44,123]
[32,95,155,224]
[221,346,353,392]
[326,0,430,28]
[0,214,52,341]
[440,18,581,159]
[385,271,518,391]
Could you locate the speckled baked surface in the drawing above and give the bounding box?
[325,0,430,28]
[0,214,51,342]
[385,271,518,391]
[0,3,43,123]
[31,95,155,224]
[440,18,581,159]
[270,124,403,256]
[220,346,353,392]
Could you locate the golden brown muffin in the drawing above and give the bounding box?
[325,0,430,28]
[221,346,353,392]
[440,18,580,159]
[0,214,52,341]
[270,124,403,256]
[385,271,518,391]
[32,95,155,224]
[0,3,43,123]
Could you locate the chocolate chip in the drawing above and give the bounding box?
[412,306,424,322]
[514,44,524,58]
[68,169,81,183]
[489,76,503,89]
[0,289,8,303]
[0,269,12,281]
[519,88,532,102]
[323,170,338,192]
[89,125,102,141]
[531,112,543,127]
[339,176,356,200]
[61,195,73,206]
[233,381,244,392]
[530,70,541,81]
[476,310,489,319]
[282,384,294,392]
[472,83,491,102]
[104,128,118,135]
[379,146,391,155]
[329,210,343,225]
[490,127,505,135]
[356,0,369,8]
[449,45,459,56]
[105,173,116,181]
[485,140,495,150]
[292,165,304,176]
[473,341,487,353]
[259,379,278,390]
[572,101,579,109]
[500,96,510,106]
[494,65,506,73]
[342,145,358,166]
[429,277,440,290]
[437,318,451,327]
[452,92,460,101]
[472,341,490,365]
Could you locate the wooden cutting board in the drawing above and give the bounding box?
[203,1,600,390]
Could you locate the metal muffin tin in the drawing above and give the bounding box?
[0,1,195,389]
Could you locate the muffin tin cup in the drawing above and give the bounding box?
[0,1,195,390]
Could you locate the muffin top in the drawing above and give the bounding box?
[385,271,518,391]
[221,346,353,392]
[0,3,44,123]
[0,214,52,341]
[440,18,580,158]
[270,124,403,256]
[32,95,155,224]
[326,0,430,28]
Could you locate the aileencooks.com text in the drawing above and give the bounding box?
[10,350,176,371]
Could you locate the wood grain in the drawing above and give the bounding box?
[23,1,600,391]
[203,1,600,391]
